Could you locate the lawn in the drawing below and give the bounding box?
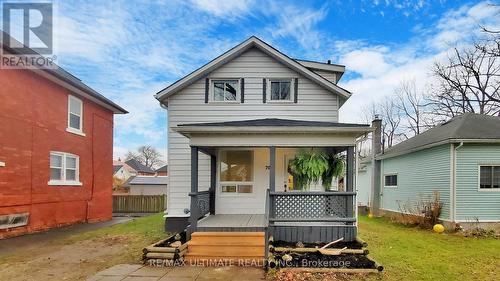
[0,213,168,281]
[357,215,500,281]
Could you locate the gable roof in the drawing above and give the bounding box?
[1,31,127,114]
[378,113,500,159]
[154,36,351,104]
[129,176,168,186]
[125,159,155,174]
[113,165,122,174]
[155,164,168,172]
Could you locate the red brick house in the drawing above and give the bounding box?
[0,40,127,238]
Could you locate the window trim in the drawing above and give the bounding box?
[267,78,294,103]
[478,164,500,192]
[384,173,398,188]
[218,149,254,197]
[48,151,82,186]
[209,79,241,103]
[67,95,86,136]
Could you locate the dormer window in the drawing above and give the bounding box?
[267,79,294,102]
[66,95,85,136]
[212,79,239,102]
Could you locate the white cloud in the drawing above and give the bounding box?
[266,4,328,50]
[190,0,254,18]
[338,1,500,123]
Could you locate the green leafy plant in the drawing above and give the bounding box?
[287,149,345,190]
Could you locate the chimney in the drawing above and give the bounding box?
[371,115,382,155]
[370,115,382,215]
[327,60,331,64]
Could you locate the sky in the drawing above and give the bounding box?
[27,0,500,162]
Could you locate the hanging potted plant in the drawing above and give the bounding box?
[287,149,345,191]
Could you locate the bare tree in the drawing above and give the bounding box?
[380,97,402,148]
[125,145,164,168]
[430,38,500,118]
[394,80,433,137]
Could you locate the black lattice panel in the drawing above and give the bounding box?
[196,192,210,216]
[274,194,347,219]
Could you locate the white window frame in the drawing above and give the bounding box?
[210,79,240,103]
[384,173,398,188]
[48,151,82,186]
[267,78,294,103]
[478,164,500,192]
[66,95,86,136]
[218,149,254,197]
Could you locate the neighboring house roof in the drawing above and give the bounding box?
[155,164,168,173]
[129,176,168,185]
[1,31,127,114]
[378,113,500,159]
[125,159,155,174]
[113,165,122,174]
[114,161,136,173]
[155,36,351,104]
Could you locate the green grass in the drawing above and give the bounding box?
[65,213,166,243]
[358,216,500,281]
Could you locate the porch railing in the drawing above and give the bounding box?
[187,190,211,238]
[268,191,356,224]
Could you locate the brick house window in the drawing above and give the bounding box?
[49,152,81,186]
[66,95,85,136]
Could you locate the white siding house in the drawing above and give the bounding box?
[155,36,371,244]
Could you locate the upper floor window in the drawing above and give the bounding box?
[212,80,239,102]
[270,79,292,101]
[384,174,397,187]
[479,165,500,190]
[67,95,85,136]
[49,151,81,186]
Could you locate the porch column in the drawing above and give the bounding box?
[188,146,199,239]
[209,154,216,215]
[346,146,355,223]
[269,146,276,191]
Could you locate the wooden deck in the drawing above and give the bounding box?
[197,214,266,232]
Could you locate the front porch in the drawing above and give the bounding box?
[175,118,372,244]
[197,214,266,232]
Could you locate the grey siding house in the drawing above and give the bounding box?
[359,114,500,227]
[154,36,372,260]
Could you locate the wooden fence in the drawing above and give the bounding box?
[112,195,166,213]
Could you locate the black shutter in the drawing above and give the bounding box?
[263,78,267,103]
[294,78,298,103]
[204,78,209,103]
[240,78,245,103]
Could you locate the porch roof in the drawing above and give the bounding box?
[174,118,372,135]
[173,118,372,147]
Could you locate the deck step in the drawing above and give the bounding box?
[186,232,265,263]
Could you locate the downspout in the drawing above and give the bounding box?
[451,142,464,223]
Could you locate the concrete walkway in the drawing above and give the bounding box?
[88,264,266,281]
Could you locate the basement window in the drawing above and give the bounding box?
[48,152,82,186]
[384,174,398,187]
[479,166,500,189]
[0,213,29,230]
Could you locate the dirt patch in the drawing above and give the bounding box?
[0,234,138,281]
[273,271,372,281]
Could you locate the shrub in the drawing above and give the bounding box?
[395,191,443,229]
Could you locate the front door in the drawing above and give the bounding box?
[215,148,267,214]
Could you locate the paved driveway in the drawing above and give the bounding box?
[88,264,266,281]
